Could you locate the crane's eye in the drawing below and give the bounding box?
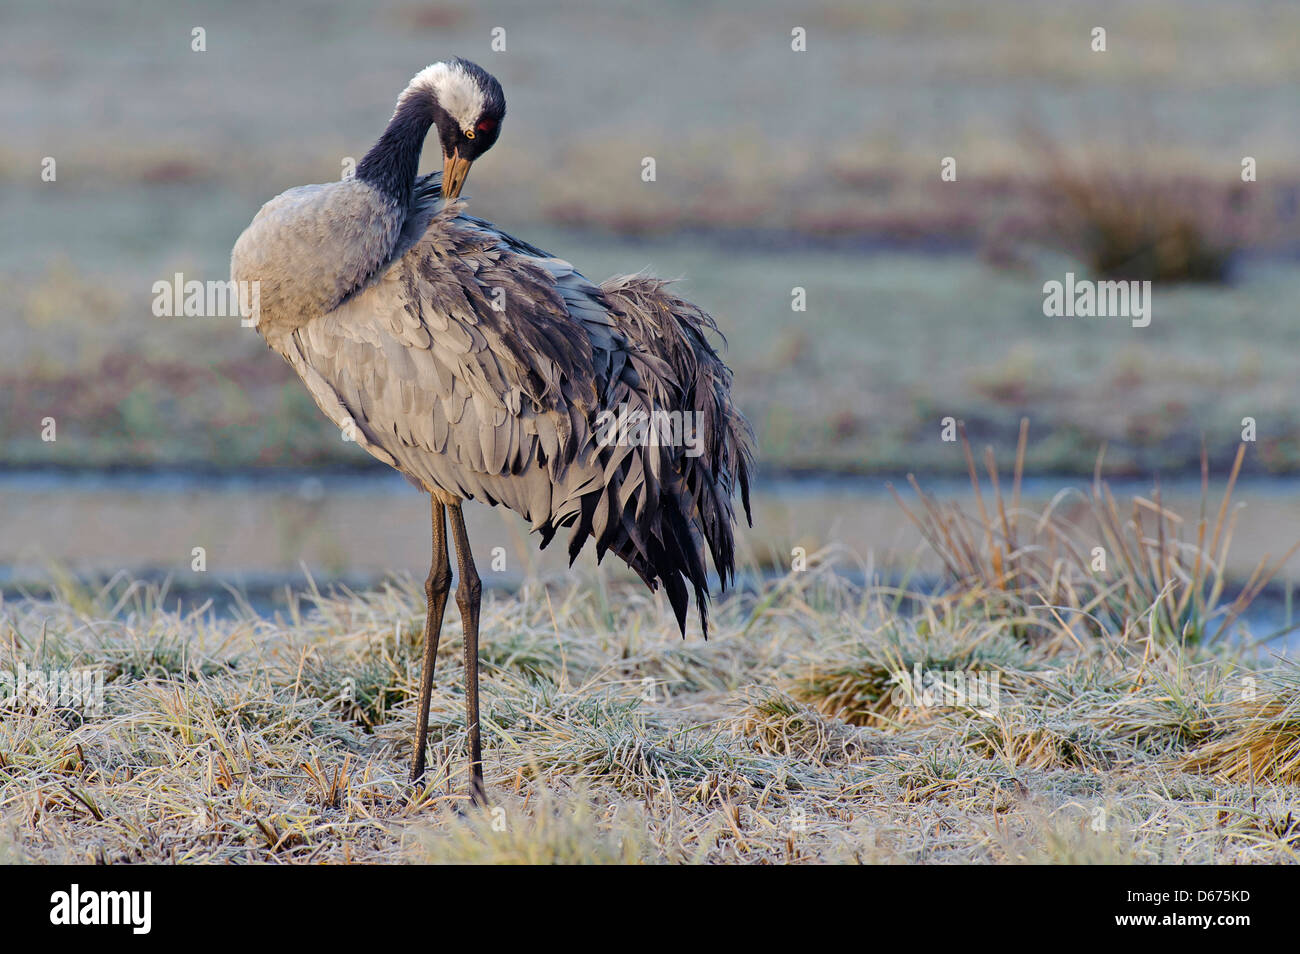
[476,118,497,134]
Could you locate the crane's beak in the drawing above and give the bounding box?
[443,150,473,200]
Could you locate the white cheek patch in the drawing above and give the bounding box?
[405,61,485,130]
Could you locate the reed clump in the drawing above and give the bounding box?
[890,419,1297,646]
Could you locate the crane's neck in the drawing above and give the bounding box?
[356,91,438,208]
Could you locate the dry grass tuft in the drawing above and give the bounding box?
[892,420,1297,646]
[966,713,1114,771]
[786,611,1031,728]
[731,688,880,763]
[1182,664,1300,785]
[1027,129,1255,283]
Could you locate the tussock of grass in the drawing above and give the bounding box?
[893,421,1297,646]
[1181,663,1300,785]
[786,613,1032,728]
[965,713,1116,771]
[0,562,1297,863]
[731,688,880,764]
[296,635,416,730]
[888,748,1022,811]
[1028,129,1251,283]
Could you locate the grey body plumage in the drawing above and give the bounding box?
[230,60,753,803]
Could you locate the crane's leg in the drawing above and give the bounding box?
[410,498,450,784]
[447,503,486,806]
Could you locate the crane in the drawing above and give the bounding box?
[231,59,754,804]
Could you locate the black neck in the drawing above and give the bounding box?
[356,92,437,207]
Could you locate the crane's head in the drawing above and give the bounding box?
[402,58,505,200]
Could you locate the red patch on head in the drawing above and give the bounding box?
[476,118,497,133]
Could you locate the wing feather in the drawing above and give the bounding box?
[278,204,753,636]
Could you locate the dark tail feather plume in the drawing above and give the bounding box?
[581,276,757,639]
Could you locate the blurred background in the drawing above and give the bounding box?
[2,0,1299,611]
